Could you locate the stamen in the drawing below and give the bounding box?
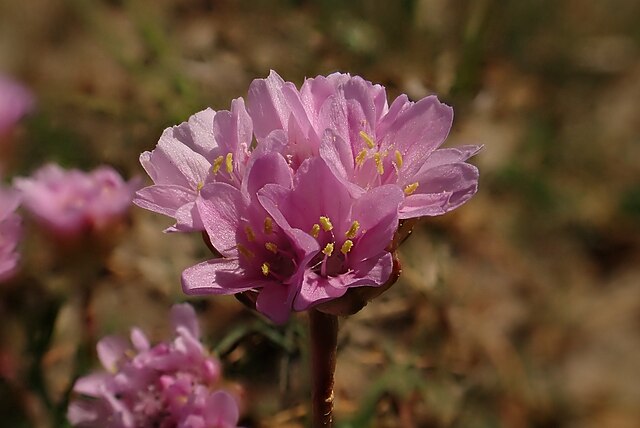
[261,262,270,276]
[212,156,224,174]
[225,153,234,174]
[265,242,278,254]
[244,226,256,242]
[310,224,320,238]
[196,182,204,192]
[345,221,360,239]
[395,150,403,169]
[319,216,333,232]
[404,182,419,195]
[237,244,254,259]
[355,149,367,167]
[373,152,384,175]
[359,130,375,149]
[322,242,334,257]
[340,240,353,255]
[264,217,273,234]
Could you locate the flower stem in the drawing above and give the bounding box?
[309,309,338,428]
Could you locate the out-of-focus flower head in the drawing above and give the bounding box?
[68,303,243,428]
[0,73,34,136]
[13,164,140,237]
[0,184,22,282]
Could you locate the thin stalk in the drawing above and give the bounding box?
[309,309,338,428]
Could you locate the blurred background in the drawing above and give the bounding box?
[1,0,639,426]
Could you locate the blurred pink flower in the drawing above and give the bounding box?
[13,164,140,237]
[68,304,242,428]
[0,185,21,282]
[0,73,34,136]
[248,70,481,219]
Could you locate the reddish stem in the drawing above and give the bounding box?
[309,309,338,428]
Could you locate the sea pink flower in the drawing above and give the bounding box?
[13,164,139,237]
[68,304,242,428]
[0,74,34,136]
[182,152,319,324]
[0,185,21,282]
[258,157,403,310]
[248,71,481,219]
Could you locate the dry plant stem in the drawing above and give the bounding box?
[309,309,338,428]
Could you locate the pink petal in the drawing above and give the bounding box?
[350,185,403,261]
[170,303,200,339]
[255,284,295,325]
[134,184,195,218]
[400,162,479,219]
[181,259,266,295]
[97,335,129,372]
[382,96,453,180]
[204,390,240,427]
[247,70,289,141]
[198,183,245,255]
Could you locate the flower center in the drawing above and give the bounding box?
[309,216,360,277]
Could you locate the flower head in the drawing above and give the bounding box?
[68,304,242,428]
[0,74,34,136]
[14,164,139,237]
[0,185,21,282]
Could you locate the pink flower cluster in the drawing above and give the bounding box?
[0,73,34,136]
[135,71,481,323]
[14,164,140,237]
[68,304,242,428]
[0,185,21,282]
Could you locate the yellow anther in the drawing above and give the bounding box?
[310,224,320,238]
[244,226,256,242]
[196,182,204,191]
[319,216,333,232]
[261,262,270,276]
[355,149,367,167]
[237,244,255,259]
[395,150,403,169]
[265,242,278,254]
[404,182,419,195]
[212,156,224,174]
[359,130,375,149]
[373,152,384,175]
[345,221,360,239]
[264,217,273,234]
[340,240,353,255]
[225,153,234,174]
[322,242,335,257]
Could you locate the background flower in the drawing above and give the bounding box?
[0,185,21,282]
[0,74,33,136]
[14,164,140,237]
[67,304,242,428]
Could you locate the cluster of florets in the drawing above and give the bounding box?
[135,71,481,323]
[0,185,22,282]
[13,164,140,238]
[68,304,242,428]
